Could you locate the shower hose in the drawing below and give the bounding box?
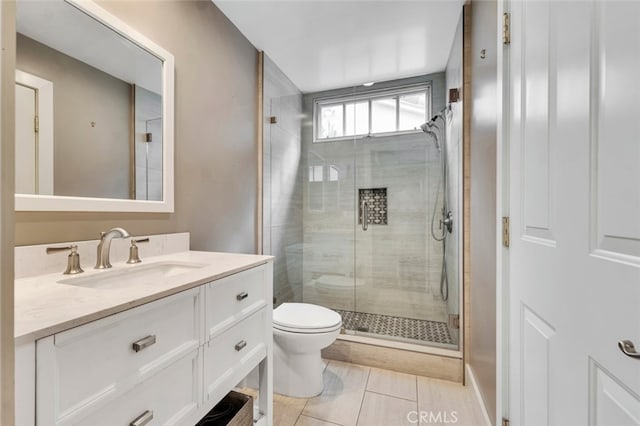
[430,145,449,302]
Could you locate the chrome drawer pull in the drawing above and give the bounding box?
[132,335,156,352]
[235,340,247,351]
[236,291,249,301]
[130,410,153,426]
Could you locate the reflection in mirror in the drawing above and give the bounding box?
[15,0,163,201]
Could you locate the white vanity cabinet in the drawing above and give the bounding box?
[21,261,273,426]
[202,266,272,411]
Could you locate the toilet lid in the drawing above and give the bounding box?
[273,303,342,331]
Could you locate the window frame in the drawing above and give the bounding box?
[313,83,432,143]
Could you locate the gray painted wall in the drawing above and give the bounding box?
[262,54,303,306]
[15,0,258,255]
[469,0,498,422]
[16,33,131,200]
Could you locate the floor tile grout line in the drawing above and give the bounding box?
[298,413,344,426]
[293,402,307,426]
[354,367,372,426]
[295,387,313,426]
[364,389,418,403]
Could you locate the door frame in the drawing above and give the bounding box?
[15,70,54,196]
[496,0,511,424]
[0,0,16,423]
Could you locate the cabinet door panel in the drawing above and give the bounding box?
[37,288,201,424]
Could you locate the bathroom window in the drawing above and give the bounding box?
[314,84,431,142]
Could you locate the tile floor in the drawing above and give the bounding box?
[242,360,487,426]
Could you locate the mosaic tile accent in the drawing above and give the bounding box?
[359,188,388,225]
[336,309,453,345]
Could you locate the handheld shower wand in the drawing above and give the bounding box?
[421,105,453,302]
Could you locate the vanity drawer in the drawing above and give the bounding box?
[77,349,200,426]
[36,288,201,425]
[204,307,267,405]
[205,265,267,339]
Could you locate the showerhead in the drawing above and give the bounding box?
[421,103,452,150]
[420,120,440,133]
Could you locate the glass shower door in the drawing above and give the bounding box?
[301,95,357,315]
[352,90,458,348]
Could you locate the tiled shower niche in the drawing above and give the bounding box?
[358,188,388,225]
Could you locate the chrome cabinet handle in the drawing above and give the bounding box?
[132,335,156,352]
[235,340,247,351]
[130,410,153,426]
[236,291,249,301]
[362,201,369,231]
[618,340,640,359]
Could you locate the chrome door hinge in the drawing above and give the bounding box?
[503,13,511,45]
[502,419,510,426]
[449,314,460,330]
[34,115,39,133]
[502,216,510,248]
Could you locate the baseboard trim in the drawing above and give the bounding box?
[465,364,493,426]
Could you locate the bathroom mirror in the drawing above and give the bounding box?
[14,0,175,212]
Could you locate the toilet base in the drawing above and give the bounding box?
[273,338,325,398]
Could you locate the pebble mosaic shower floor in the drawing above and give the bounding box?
[335,309,453,345]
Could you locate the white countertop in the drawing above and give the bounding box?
[14,251,273,345]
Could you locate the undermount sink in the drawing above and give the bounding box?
[57,261,208,289]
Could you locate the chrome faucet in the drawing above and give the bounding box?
[95,227,131,269]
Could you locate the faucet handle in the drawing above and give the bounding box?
[127,238,150,264]
[46,245,84,275]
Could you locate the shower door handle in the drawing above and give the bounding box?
[362,202,369,231]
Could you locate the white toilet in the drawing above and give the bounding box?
[273,303,342,398]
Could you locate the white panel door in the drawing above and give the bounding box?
[507,1,640,425]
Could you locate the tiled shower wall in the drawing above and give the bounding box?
[262,55,304,306]
[301,74,450,323]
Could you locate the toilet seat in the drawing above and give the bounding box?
[274,303,342,334]
[274,322,342,334]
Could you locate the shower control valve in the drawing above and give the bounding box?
[441,211,453,234]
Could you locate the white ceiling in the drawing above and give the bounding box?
[214,0,464,93]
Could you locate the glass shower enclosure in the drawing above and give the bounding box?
[263,57,460,350]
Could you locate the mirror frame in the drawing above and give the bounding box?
[15,0,175,213]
